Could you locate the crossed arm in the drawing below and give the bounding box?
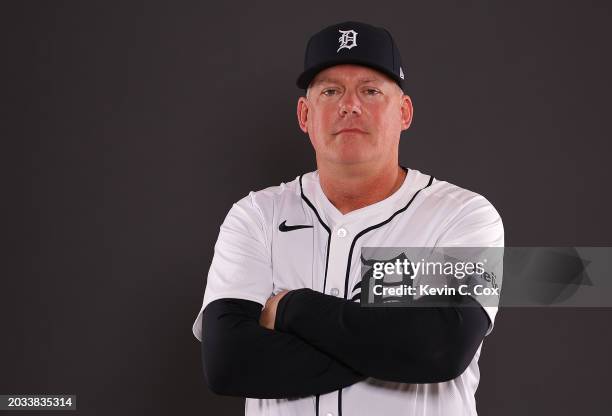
[201,290,489,398]
[201,297,365,398]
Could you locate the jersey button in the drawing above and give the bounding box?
[326,413,334,416]
[330,288,339,296]
[336,227,348,238]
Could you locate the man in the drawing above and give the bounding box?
[192,21,503,416]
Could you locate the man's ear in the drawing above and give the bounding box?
[297,97,309,133]
[400,94,414,131]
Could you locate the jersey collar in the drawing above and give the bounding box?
[302,167,428,228]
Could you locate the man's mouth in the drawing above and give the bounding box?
[334,128,367,135]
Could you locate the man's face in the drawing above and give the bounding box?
[297,64,413,168]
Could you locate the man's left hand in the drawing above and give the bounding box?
[259,290,289,330]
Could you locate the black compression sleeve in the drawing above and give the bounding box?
[274,289,490,384]
[201,298,366,398]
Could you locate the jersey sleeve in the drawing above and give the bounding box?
[434,194,504,336]
[192,192,273,342]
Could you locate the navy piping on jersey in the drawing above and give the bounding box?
[299,174,332,416]
[299,175,332,293]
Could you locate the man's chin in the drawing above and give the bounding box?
[327,154,377,167]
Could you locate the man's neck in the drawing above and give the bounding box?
[317,163,406,215]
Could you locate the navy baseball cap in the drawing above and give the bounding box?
[296,21,406,91]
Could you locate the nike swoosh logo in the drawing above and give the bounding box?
[278,220,314,232]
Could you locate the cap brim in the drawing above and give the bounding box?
[296,58,404,91]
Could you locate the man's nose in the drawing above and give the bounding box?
[338,91,362,116]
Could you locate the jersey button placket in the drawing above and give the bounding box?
[328,225,351,294]
[320,224,352,413]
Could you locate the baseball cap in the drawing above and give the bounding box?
[296,21,406,91]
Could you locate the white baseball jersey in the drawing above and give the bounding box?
[192,167,504,416]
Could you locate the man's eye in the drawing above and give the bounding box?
[322,89,338,96]
[365,89,380,95]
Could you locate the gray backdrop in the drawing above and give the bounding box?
[1,0,611,414]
